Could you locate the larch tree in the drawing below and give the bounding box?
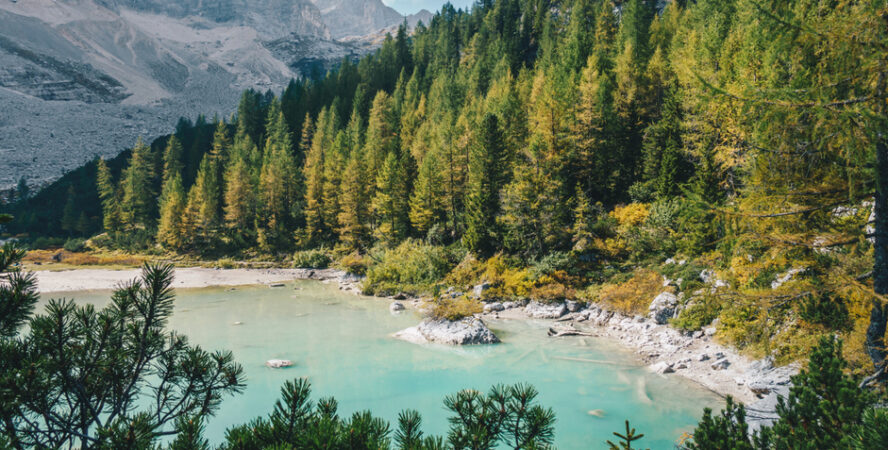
[119,137,155,229]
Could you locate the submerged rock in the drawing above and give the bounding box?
[394,318,500,345]
[390,301,405,312]
[266,359,293,368]
[524,301,568,319]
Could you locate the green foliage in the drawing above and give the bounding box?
[364,240,455,296]
[292,249,332,269]
[429,296,483,321]
[62,238,87,253]
[607,420,647,450]
[0,263,245,448]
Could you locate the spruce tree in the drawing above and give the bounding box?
[95,158,120,232]
[61,186,77,235]
[372,150,411,245]
[120,137,155,229]
[464,114,507,255]
[257,101,299,252]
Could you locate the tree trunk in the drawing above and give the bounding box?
[866,134,888,380]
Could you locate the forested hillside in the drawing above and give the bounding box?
[2,0,887,373]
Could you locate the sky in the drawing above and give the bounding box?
[381,0,475,16]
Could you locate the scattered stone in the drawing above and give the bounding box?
[698,353,710,362]
[483,302,504,313]
[502,301,520,309]
[266,359,293,368]
[711,359,731,370]
[692,330,704,339]
[390,302,405,312]
[703,326,717,337]
[268,283,285,288]
[650,361,675,374]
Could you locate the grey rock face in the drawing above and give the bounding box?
[472,282,491,299]
[524,301,568,319]
[394,318,500,345]
[648,292,678,325]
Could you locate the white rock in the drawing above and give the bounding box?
[524,301,568,319]
[650,361,675,374]
[394,318,500,345]
[390,302,405,312]
[266,359,293,368]
[711,359,730,370]
[483,302,505,313]
[648,292,679,325]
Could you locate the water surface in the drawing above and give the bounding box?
[41,281,719,449]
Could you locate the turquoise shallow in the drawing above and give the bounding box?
[40,280,720,449]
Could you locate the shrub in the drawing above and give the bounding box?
[292,249,331,269]
[672,294,722,331]
[596,269,663,315]
[63,238,87,253]
[339,252,367,275]
[364,240,455,296]
[429,296,483,321]
[480,254,533,299]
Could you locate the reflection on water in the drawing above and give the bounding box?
[40,281,719,449]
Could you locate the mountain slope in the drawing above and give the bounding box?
[0,0,393,189]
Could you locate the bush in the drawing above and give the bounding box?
[595,269,663,315]
[63,238,87,253]
[429,296,483,321]
[30,236,64,250]
[338,252,368,275]
[672,294,722,331]
[292,249,331,269]
[364,240,455,296]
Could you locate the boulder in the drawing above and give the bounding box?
[565,300,583,312]
[394,318,500,345]
[648,292,678,325]
[483,302,505,313]
[524,301,568,319]
[711,359,731,370]
[472,282,492,298]
[390,301,405,312]
[650,361,675,374]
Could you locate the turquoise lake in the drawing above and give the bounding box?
[40,280,721,449]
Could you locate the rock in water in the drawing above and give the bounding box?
[394,318,500,345]
[390,301,405,312]
[524,301,568,319]
[266,359,293,368]
[648,292,678,325]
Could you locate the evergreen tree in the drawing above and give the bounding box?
[337,149,369,250]
[372,150,411,245]
[223,126,258,237]
[464,114,507,255]
[257,101,299,252]
[409,148,447,238]
[61,186,77,235]
[157,173,186,250]
[95,158,120,232]
[120,137,155,229]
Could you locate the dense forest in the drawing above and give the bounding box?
[2,0,887,375]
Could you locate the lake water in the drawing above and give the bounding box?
[40,280,721,449]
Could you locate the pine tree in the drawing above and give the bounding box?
[157,173,186,250]
[61,186,77,235]
[409,149,447,237]
[371,151,411,245]
[302,110,327,247]
[223,126,258,236]
[95,158,120,232]
[257,100,299,252]
[337,150,369,250]
[464,114,507,255]
[120,137,156,229]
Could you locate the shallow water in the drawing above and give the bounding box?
[41,281,720,449]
